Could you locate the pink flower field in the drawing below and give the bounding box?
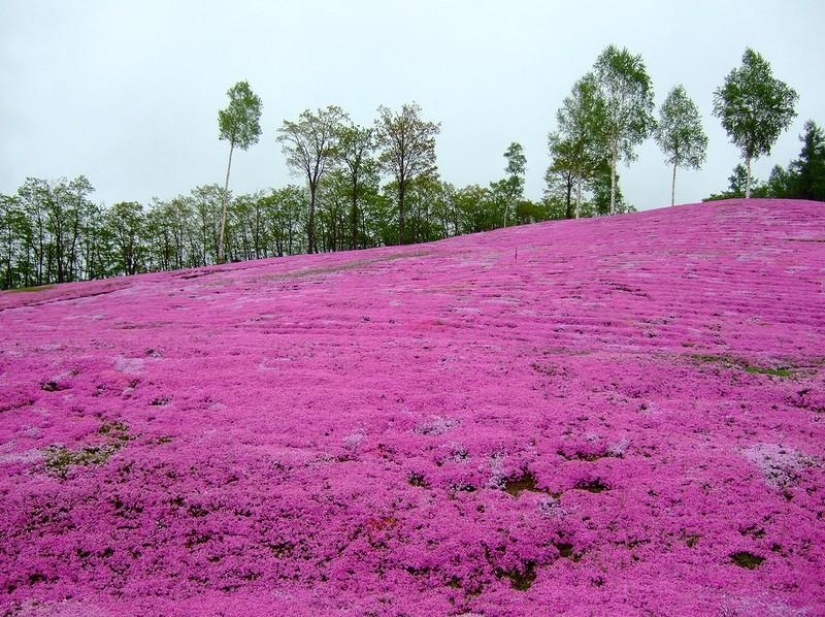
[1,199,824,616]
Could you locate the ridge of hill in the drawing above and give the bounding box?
[1,199,824,616]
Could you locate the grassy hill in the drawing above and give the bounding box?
[1,199,824,616]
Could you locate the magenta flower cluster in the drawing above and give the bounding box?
[1,199,824,616]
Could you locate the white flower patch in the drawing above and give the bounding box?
[114,356,144,375]
[742,443,814,489]
[538,495,569,520]
[414,416,459,436]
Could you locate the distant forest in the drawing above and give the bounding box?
[1,46,823,290]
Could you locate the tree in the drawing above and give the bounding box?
[277,106,347,253]
[704,164,768,201]
[453,184,494,234]
[375,103,440,244]
[191,185,226,266]
[592,161,628,215]
[791,120,825,201]
[654,85,708,206]
[0,194,24,289]
[549,72,608,217]
[336,123,377,249]
[501,142,526,226]
[106,201,146,276]
[594,45,655,214]
[544,163,576,219]
[260,186,307,257]
[765,164,795,199]
[712,48,798,198]
[218,80,262,263]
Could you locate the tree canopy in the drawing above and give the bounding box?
[375,103,440,245]
[548,72,608,218]
[712,48,798,198]
[594,45,655,214]
[217,80,262,262]
[654,85,708,206]
[277,106,348,253]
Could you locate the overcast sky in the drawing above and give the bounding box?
[1,0,823,212]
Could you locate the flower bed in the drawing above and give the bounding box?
[1,199,824,615]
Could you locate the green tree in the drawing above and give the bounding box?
[217,80,263,263]
[190,185,226,266]
[0,194,24,289]
[544,164,576,219]
[765,164,795,198]
[106,201,146,276]
[317,170,351,252]
[278,106,347,253]
[336,123,377,250]
[16,178,49,286]
[705,164,768,201]
[549,72,608,217]
[791,120,825,201]
[654,85,708,206]
[501,142,526,227]
[594,45,655,214]
[712,48,798,198]
[375,103,440,244]
[260,185,307,256]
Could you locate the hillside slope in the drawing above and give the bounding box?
[1,199,824,616]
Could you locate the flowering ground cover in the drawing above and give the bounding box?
[1,198,824,616]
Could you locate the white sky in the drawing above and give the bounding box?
[1,0,823,211]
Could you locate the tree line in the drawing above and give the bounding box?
[1,45,820,290]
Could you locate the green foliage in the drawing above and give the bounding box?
[106,201,146,276]
[504,142,527,182]
[218,81,263,150]
[691,354,792,378]
[277,106,349,253]
[375,103,441,244]
[543,165,576,219]
[713,48,798,197]
[591,162,628,216]
[655,85,708,205]
[594,45,655,214]
[335,123,378,250]
[44,421,131,479]
[499,142,527,227]
[548,72,609,218]
[792,120,825,201]
[217,81,263,263]
[705,164,768,201]
[705,120,824,202]
[3,176,96,287]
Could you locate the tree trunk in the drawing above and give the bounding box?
[218,141,234,264]
[610,142,618,215]
[398,181,406,246]
[576,176,582,219]
[745,156,752,199]
[671,161,677,207]
[350,175,359,251]
[307,187,317,254]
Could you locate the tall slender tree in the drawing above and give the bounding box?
[106,201,146,276]
[654,85,708,206]
[713,48,798,198]
[549,72,608,217]
[277,106,348,253]
[501,142,526,227]
[375,103,440,245]
[217,80,262,263]
[336,123,376,250]
[594,45,655,214]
